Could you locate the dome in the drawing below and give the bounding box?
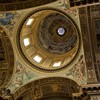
[38,12,77,54]
[17,8,80,72]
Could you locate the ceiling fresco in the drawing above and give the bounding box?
[0,0,88,98]
[38,11,78,54]
[0,12,21,33]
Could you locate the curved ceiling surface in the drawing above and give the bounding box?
[0,27,14,87]
[17,8,81,72]
[13,77,81,100]
[38,12,77,54]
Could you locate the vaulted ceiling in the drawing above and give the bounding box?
[0,0,100,100]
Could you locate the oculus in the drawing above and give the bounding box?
[57,27,65,36]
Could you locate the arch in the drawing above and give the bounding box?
[0,27,14,87]
[12,77,82,100]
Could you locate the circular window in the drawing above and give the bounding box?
[17,8,80,72]
[57,27,65,36]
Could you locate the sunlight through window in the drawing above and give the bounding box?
[23,38,30,46]
[26,18,34,26]
[33,55,42,63]
[53,61,61,67]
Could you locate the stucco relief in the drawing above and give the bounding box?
[66,55,87,84]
